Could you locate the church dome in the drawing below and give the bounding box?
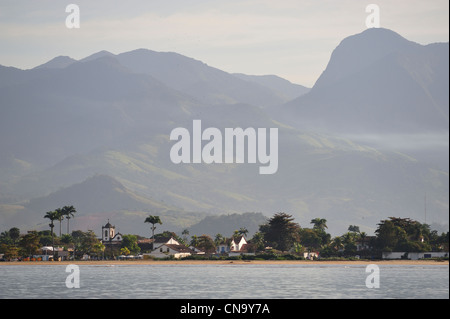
[104,221,114,228]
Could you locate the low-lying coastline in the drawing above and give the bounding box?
[1,259,448,266]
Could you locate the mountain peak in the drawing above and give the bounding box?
[80,50,116,62]
[313,28,418,90]
[280,28,449,135]
[358,27,409,40]
[33,55,77,70]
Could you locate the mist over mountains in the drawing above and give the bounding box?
[0,28,448,237]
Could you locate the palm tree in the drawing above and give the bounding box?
[44,211,58,239]
[182,229,190,244]
[250,232,265,252]
[190,235,199,248]
[144,215,162,249]
[358,232,368,250]
[330,236,344,252]
[310,218,328,231]
[238,227,249,237]
[44,211,58,255]
[62,206,77,234]
[214,233,225,246]
[342,232,356,245]
[55,208,64,237]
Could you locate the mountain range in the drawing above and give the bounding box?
[0,28,448,237]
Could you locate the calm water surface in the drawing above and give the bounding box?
[0,264,448,299]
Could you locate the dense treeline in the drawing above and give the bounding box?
[251,213,449,259]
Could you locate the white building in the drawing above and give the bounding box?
[152,236,180,247]
[382,251,449,260]
[101,220,123,244]
[217,236,254,257]
[147,244,194,259]
[143,236,193,259]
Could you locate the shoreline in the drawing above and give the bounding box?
[1,259,448,266]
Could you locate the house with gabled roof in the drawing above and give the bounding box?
[153,236,180,247]
[138,236,181,253]
[141,236,194,259]
[146,244,194,259]
[216,235,254,257]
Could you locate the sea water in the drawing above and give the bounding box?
[0,264,448,299]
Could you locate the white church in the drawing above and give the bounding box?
[101,220,123,244]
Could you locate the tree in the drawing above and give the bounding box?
[299,228,322,252]
[438,232,449,251]
[348,225,360,233]
[293,242,304,254]
[19,231,40,258]
[238,227,249,237]
[60,234,73,245]
[120,247,130,256]
[214,233,225,246]
[38,231,53,246]
[92,241,106,258]
[71,230,84,260]
[190,235,199,248]
[55,208,64,237]
[358,232,368,249]
[144,215,162,249]
[0,231,12,246]
[310,218,328,231]
[375,217,431,252]
[250,232,265,252]
[341,232,357,255]
[62,206,77,235]
[375,219,407,251]
[2,244,19,260]
[0,228,20,247]
[260,213,300,251]
[182,229,190,245]
[76,230,103,258]
[197,235,216,254]
[121,234,140,255]
[9,227,20,246]
[44,211,58,252]
[330,236,344,253]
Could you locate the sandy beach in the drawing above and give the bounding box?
[2,259,448,266]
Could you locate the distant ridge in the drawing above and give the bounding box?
[79,50,116,62]
[25,174,166,214]
[233,73,310,101]
[34,56,76,69]
[186,212,268,238]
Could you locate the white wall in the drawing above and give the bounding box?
[382,251,449,260]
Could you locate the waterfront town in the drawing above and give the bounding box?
[0,206,448,262]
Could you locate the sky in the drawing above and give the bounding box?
[0,0,448,87]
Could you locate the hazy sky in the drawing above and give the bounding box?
[0,0,448,86]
